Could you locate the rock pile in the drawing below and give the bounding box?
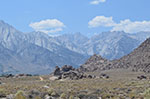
[50,65,95,80]
[100,73,109,79]
[137,75,147,80]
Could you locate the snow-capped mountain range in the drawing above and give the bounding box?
[0,20,150,74]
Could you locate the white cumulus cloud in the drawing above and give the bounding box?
[112,19,150,33]
[88,16,116,28]
[29,19,65,34]
[90,0,106,5]
[88,16,150,33]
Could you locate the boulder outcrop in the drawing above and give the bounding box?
[50,65,95,80]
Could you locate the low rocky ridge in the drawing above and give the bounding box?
[80,38,150,73]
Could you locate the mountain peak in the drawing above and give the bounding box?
[0,20,17,31]
[0,20,4,23]
[143,37,150,44]
[0,20,8,26]
[145,37,150,42]
[138,37,150,49]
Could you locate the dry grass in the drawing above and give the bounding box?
[0,69,150,98]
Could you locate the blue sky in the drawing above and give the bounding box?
[0,0,150,36]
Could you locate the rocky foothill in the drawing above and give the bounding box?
[79,38,150,74]
[79,54,112,72]
[113,38,150,73]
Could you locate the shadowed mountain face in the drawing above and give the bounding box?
[80,38,150,73]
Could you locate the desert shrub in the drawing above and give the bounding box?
[47,88,59,97]
[128,92,136,99]
[142,88,150,99]
[47,88,54,95]
[35,96,42,99]
[0,88,6,98]
[60,93,67,99]
[51,91,58,97]
[77,94,87,98]
[101,93,112,99]
[69,95,74,99]
[0,88,6,95]
[14,90,26,99]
